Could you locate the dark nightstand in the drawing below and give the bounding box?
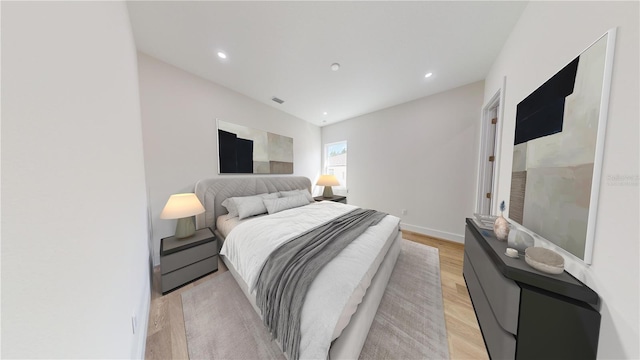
[314,195,347,204]
[160,227,218,294]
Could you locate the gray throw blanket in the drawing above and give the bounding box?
[254,208,387,360]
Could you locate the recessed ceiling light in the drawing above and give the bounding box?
[330,63,340,71]
[323,112,328,115]
[424,72,433,78]
[217,52,227,59]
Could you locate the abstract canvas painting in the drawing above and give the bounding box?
[217,120,293,174]
[509,30,615,263]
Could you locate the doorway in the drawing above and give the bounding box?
[476,82,505,215]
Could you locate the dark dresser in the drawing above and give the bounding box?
[463,218,601,360]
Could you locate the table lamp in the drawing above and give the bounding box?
[316,174,340,198]
[160,193,205,238]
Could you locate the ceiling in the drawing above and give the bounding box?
[127,1,527,127]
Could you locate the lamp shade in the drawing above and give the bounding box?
[160,193,205,219]
[316,174,340,187]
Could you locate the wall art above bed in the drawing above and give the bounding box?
[217,120,293,174]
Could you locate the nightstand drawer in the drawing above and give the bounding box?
[162,255,218,293]
[161,241,217,274]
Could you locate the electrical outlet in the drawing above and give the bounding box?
[401,209,407,215]
[131,314,137,335]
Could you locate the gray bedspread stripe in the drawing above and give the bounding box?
[254,208,387,360]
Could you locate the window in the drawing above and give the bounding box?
[324,141,347,193]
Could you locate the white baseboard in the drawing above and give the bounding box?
[400,222,464,244]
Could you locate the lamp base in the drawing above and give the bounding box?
[322,186,334,198]
[175,216,196,239]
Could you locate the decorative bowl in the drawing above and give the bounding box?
[525,247,564,274]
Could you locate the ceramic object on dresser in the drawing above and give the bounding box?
[494,216,510,241]
[507,227,535,253]
[505,248,519,258]
[525,247,565,274]
[493,200,510,241]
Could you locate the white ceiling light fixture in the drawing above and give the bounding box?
[217,51,227,59]
[323,112,328,115]
[330,63,340,71]
[424,72,433,78]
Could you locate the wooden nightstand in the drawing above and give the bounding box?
[314,195,347,204]
[160,227,218,294]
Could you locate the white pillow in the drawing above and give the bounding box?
[263,194,310,215]
[221,198,239,218]
[222,193,279,218]
[235,193,280,220]
[279,189,313,203]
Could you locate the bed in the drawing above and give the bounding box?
[194,176,401,359]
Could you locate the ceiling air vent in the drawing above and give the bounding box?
[271,97,284,104]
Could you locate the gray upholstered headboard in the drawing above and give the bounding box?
[194,176,312,230]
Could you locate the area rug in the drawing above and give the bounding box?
[181,239,449,359]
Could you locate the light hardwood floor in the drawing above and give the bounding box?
[145,231,489,360]
[401,231,489,360]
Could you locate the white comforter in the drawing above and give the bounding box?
[220,201,400,359]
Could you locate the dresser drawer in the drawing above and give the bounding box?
[162,255,218,293]
[161,241,217,274]
[464,226,521,335]
[464,253,516,360]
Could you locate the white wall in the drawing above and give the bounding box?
[322,81,485,242]
[2,2,150,359]
[484,2,639,358]
[137,53,322,265]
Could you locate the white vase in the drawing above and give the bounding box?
[507,227,534,252]
[494,215,510,241]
